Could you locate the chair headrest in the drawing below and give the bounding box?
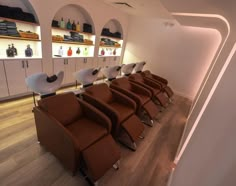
[46,75,57,83]
[92,68,101,75]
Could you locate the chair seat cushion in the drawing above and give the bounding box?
[67,118,108,150]
[109,102,134,123]
[149,86,161,95]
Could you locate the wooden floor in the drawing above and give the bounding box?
[0,94,191,186]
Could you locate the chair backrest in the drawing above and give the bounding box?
[141,70,168,85]
[38,92,82,126]
[85,83,113,103]
[129,73,145,83]
[111,77,132,90]
[141,70,152,78]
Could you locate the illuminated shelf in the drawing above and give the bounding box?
[0,35,40,42]
[0,17,39,26]
[52,27,95,36]
[53,40,94,46]
[100,45,121,48]
[101,35,122,40]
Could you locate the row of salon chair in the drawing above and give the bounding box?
[25,62,174,185]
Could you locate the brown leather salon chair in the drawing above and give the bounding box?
[128,73,169,108]
[33,92,120,183]
[141,70,174,99]
[110,77,160,126]
[82,83,145,151]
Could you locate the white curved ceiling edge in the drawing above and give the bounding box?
[172,13,231,164]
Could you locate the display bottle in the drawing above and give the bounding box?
[76,21,80,32]
[67,47,72,56]
[6,44,14,57]
[25,44,33,57]
[11,44,17,56]
[76,47,81,55]
[113,49,116,55]
[58,46,63,56]
[72,20,76,31]
[60,17,65,28]
[66,19,72,30]
[83,48,88,56]
[101,48,105,56]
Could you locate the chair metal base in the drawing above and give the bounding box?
[118,138,137,151]
[113,160,120,170]
[139,113,154,127]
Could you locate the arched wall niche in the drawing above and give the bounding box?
[98,19,124,58]
[0,0,39,23]
[0,0,42,58]
[53,4,95,34]
[102,19,123,39]
[51,4,96,58]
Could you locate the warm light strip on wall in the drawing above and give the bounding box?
[171,13,231,164]
[172,13,230,118]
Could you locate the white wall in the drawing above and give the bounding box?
[169,46,236,186]
[123,17,221,99]
[158,0,236,186]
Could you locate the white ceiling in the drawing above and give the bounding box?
[100,0,173,19]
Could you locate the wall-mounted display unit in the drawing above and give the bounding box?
[0,17,42,59]
[51,4,95,58]
[98,19,123,68]
[0,3,42,59]
[0,2,43,99]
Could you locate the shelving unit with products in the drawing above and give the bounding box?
[0,3,43,100]
[0,17,42,59]
[51,4,96,58]
[51,4,97,87]
[98,36,123,57]
[98,19,123,68]
[52,27,95,58]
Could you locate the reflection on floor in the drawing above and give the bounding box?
[0,93,191,186]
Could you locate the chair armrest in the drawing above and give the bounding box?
[110,88,136,111]
[130,82,152,97]
[144,77,163,88]
[82,93,120,136]
[110,84,141,107]
[143,78,162,89]
[77,98,112,133]
[129,79,153,92]
[33,107,79,174]
[148,73,168,85]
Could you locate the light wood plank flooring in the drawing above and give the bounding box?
[0,94,191,186]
